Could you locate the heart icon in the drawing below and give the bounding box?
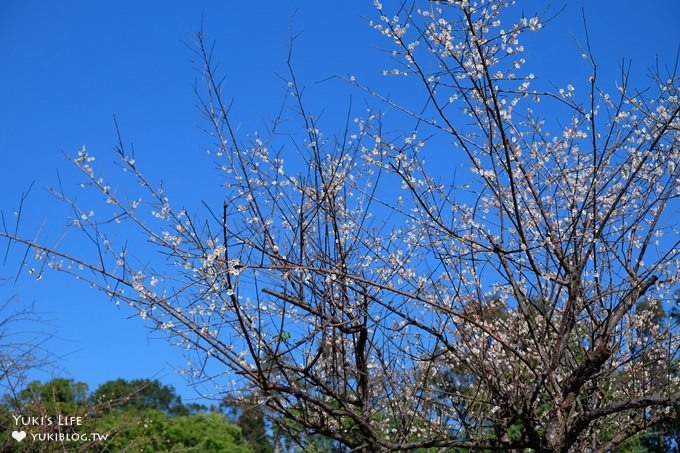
[12,431,26,442]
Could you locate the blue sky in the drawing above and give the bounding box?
[1,1,679,404]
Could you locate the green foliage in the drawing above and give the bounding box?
[1,377,259,452]
[91,378,190,415]
[222,395,274,453]
[93,410,249,452]
[11,378,88,414]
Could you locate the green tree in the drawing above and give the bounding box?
[11,378,88,415]
[94,409,250,453]
[222,395,274,453]
[1,377,256,452]
[91,378,191,415]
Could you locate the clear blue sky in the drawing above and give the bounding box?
[1,1,678,404]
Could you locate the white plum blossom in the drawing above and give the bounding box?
[2,1,678,451]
